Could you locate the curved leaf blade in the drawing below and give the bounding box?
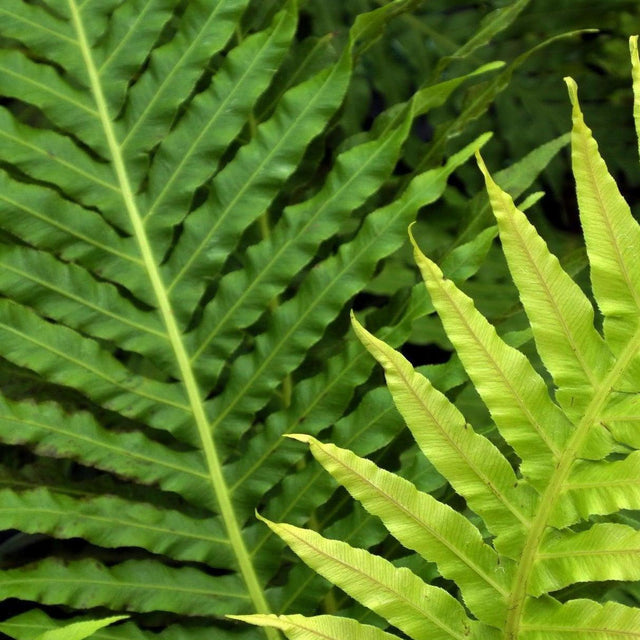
[290,434,513,627]
[259,515,479,640]
[411,231,572,483]
[351,311,534,556]
[231,614,399,640]
[476,153,612,416]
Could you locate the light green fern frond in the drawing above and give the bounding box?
[236,37,640,640]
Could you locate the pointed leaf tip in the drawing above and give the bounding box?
[407,221,419,252]
[254,512,285,537]
[226,614,285,631]
[564,76,580,113]
[34,616,129,640]
[475,151,493,185]
[474,131,493,151]
[350,311,367,339]
[227,614,267,625]
[254,510,268,525]
[631,35,639,82]
[408,225,443,283]
[349,309,363,335]
[630,36,640,159]
[350,312,387,359]
[284,433,313,444]
[407,224,424,266]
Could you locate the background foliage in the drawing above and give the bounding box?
[0,0,638,639]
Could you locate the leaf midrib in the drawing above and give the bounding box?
[0,62,98,114]
[0,7,75,44]
[119,1,231,151]
[2,316,187,410]
[0,410,207,478]
[3,574,248,598]
[577,116,640,314]
[0,126,120,192]
[67,2,275,635]
[0,255,168,339]
[166,58,341,295]
[270,406,401,613]
[391,349,530,528]
[96,0,156,75]
[0,505,229,546]
[237,297,422,511]
[0,192,141,264]
[432,262,562,456]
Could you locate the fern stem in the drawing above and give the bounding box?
[503,326,640,638]
[67,4,277,637]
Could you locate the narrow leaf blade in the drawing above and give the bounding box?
[34,616,128,640]
[351,312,534,555]
[291,435,513,627]
[411,233,572,482]
[566,77,640,353]
[231,614,399,640]
[260,516,477,640]
[476,153,612,416]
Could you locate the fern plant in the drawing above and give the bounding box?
[234,37,640,639]
[0,1,529,639]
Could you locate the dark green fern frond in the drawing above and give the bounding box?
[0,1,521,639]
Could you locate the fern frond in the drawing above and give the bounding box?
[566,77,640,358]
[476,153,612,415]
[0,0,514,637]
[351,311,535,556]
[243,37,640,640]
[205,134,488,454]
[186,97,415,384]
[412,232,573,482]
